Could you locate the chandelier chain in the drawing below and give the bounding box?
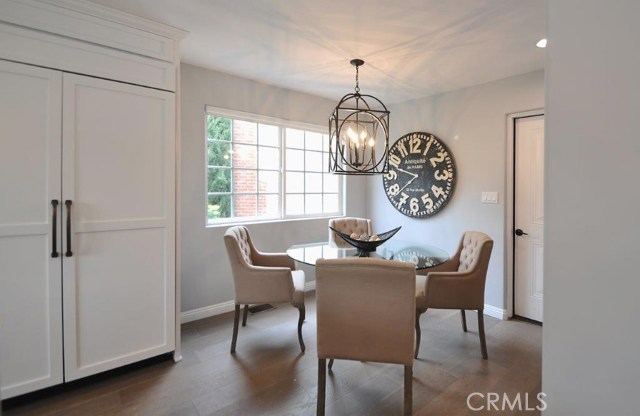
[355,65,360,94]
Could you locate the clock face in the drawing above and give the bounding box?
[382,132,456,218]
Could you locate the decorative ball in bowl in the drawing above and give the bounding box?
[329,226,402,256]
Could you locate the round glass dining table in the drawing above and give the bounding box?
[287,240,449,270]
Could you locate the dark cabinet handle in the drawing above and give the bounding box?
[515,228,529,236]
[51,200,59,258]
[65,200,73,257]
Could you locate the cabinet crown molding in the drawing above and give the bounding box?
[0,0,188,63]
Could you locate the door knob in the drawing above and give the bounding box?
[515,228,528,236]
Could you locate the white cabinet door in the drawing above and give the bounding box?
[0,60,63,399]
[61,74,175,381]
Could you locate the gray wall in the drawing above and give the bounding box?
[180,63,367,312]
[366,71,544,310]
[542,1,640,414]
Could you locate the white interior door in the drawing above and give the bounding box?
[0,60,63,398]
[514,115,545,322]
[62,73,175,381]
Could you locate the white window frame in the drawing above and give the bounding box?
[205,105,344,226]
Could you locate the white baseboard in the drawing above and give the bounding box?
[181,280,317,324]
[483,304,507,320]
[181,300,235,323]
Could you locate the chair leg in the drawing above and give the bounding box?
[404,365,413,416]
[296,304,306,353]
[414,308,426,359]
[231,304,240,353]
[317,359,326,416]
[328,359,334,371]
[242,304,249,327]
[461,309,468,332]
[477,309,488,359]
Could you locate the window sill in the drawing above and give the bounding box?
[205,214,345,229]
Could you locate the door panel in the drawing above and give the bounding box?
[62,74,175,381]
[514,115,545,322]
[0,60,63,398]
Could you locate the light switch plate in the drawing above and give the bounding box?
[481,192,498,204]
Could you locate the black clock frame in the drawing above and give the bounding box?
[382,132,456,218]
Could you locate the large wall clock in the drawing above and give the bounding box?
[382,132,456,218]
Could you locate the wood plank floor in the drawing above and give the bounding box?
[2,292,542,415]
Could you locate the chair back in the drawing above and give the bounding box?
[456,231,493,277]
[328,217,372,248]
[316,258,416,366]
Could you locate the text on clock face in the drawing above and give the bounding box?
[382,132,456,218]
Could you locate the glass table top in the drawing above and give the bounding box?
[287,240,449,270]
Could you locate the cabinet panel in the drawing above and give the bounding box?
[0,60,63,399]
[61,74,175,381]
[71,228,172,373]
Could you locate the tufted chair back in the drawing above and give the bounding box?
[225,226,254,265]
[329,217,373,248]
[457,231,492,273]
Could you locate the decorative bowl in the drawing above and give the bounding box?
[329,226,402,256]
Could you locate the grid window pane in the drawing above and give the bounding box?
[258,194,279,216]
[258,171,279,193]
[206,116,231,141]
[258,146,280,170]
[323,174,339,193]
[234,144,257,169]
[258,123,279,147]
[233,120,257,144]
[305,194,323,215]
[305,131,323,151]
[234,194,257,217]
[208,167,231,193]
[208,194,232,220]
[286,194,304,215]
[323,194,339,213]
[286,172,304,193]
[208,140,232,167]
[286,149,304,171]
[234,169,257,193]
[206,111,342,223]
[305,151,323,172]
[286,128,304,149]
[305,172,323,193]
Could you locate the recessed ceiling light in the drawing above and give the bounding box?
[536,38,547,48]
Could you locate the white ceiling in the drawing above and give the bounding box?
[88,0,545,104]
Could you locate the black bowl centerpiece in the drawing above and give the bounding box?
[329,226,402,257]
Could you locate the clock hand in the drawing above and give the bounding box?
[396,167,418,179]
[398,176,417,193]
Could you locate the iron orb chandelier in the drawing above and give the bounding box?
[328,59,390,175]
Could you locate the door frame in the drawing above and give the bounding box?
[505,109,544,318]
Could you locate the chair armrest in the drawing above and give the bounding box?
[417,258,458,275]
[424,271,484,310]
[234,263,295,304]
[252,251,296,269]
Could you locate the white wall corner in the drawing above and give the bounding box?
[484,304,507,320]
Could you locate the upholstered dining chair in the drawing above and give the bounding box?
[414,231,494,359]
[328,217,372,248]
[223,226,306,353]
[315,258,416,416]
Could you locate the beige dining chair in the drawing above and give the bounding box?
[223,226,306,353]
[316,258,416,416]
[328,217,372,248]
[415,231,494,359]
